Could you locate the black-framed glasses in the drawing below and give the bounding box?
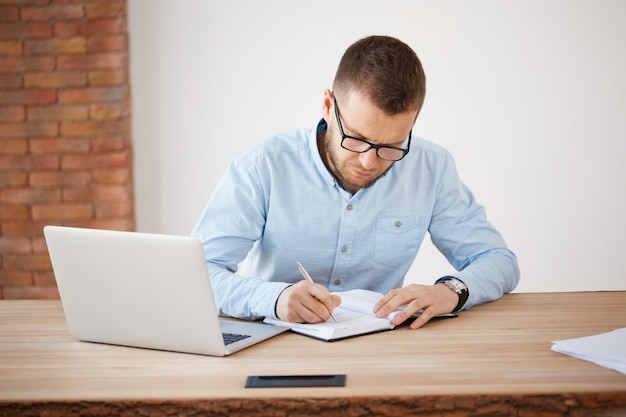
[333,96,411,161]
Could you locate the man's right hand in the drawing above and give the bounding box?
[275,280,341,323]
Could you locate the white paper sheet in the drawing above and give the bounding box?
[551,327,626,375]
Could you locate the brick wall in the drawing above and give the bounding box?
[0,0,134,299]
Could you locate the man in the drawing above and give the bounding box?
[192,35,519,329]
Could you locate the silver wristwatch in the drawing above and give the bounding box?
[436,277,469,313]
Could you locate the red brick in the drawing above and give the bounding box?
[28,104,88,121]
[0,105,25,122]
[57,53,127,70]
[0,121,58,138]
[0,154,25,170]
[56,18,127,37]
[61,150,129,170]
[63,217,134,231]
[4,253,52,271]
[54,20,80,37]
[63,184,131,202]
[1,221,49,237]
[0,39,21,54]
[24,37,86,55]
[0,74,22,88]
[31,154,61,170]
[0,236,32,254]
[0,138,27,154]
[31,203,93,221]
[0,154,60,171]
[0,172,28,188]
[21,4,85,21]
[61,118,129,136]
[34,270,56,287]
[0,0,50,4]
[92,134,130,152]
[0,271,33,287]
[32,236,47,253]
[79,17,126,36]
[0,6,19,21]
[0,90,56,105]
[2,285,60,300]
[0,22,52,38]
[87,34,126,52]
[30,136,90,154]
[88,69,126,86]
[1,187,61,203]
[86,1,126,18]
[58,86,124,103]
[90,102,126,120]
[24,71,87,88]
[0,204,30,221]
[95,199,132,218]
[0,123,37,138]
[30,171,91,188]
[0,56,55,73]
[92,167,130,185]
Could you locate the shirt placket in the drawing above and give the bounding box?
[328,189,357,292]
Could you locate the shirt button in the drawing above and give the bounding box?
[341,246,348,253]
[334,279,341,286]
[395,221,402,227]
[347,204,353,211]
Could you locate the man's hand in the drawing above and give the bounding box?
[373,283,458,329]
[276,280,341,323]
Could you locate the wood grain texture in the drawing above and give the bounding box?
[1,292,625,416]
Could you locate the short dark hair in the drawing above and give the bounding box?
[333,35,426,116]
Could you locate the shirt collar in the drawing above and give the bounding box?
[310,119,339,188]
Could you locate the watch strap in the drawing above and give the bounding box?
[436,276,469,313]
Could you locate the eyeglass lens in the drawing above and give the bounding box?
[341,137,406,161]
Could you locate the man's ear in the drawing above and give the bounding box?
[321,89,334,123]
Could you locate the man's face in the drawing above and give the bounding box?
[320,89,416,194]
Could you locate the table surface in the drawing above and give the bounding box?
[1,292,625,403]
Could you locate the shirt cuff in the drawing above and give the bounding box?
[252,281,293,320]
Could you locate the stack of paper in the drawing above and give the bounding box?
[551,328,626,375]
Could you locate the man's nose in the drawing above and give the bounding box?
[359,148,378,169]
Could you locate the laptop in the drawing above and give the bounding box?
[43,225,288,356]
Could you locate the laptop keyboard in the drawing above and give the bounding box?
[222,332,251,346]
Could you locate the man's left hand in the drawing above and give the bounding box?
[373,283,458,329]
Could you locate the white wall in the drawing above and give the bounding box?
[128,0,626,293]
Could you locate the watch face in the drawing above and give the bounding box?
[447,278,467,292]
[439,277,469,313]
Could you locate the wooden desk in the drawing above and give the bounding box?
[1,292,625,416]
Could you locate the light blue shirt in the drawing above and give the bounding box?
[191,120,519,320]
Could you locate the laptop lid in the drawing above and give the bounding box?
[43,225,287,356]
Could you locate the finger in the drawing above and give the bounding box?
[330,294,342,309]
[307,282,339,315]
[286,294,328,323]
[373,292,393,313]
[389,299,425,326]
[293,284,337,322]
[295,303,328,323]
[408,307,436,329]
[374,288,413,318]
[276,283,332,323]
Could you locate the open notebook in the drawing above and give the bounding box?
[264,288,456,341]
[43,226,287,356]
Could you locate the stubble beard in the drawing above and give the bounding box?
[325,139,393,193]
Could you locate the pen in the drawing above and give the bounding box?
[296,261,338,323]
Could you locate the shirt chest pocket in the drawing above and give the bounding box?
[375,216,427,267]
